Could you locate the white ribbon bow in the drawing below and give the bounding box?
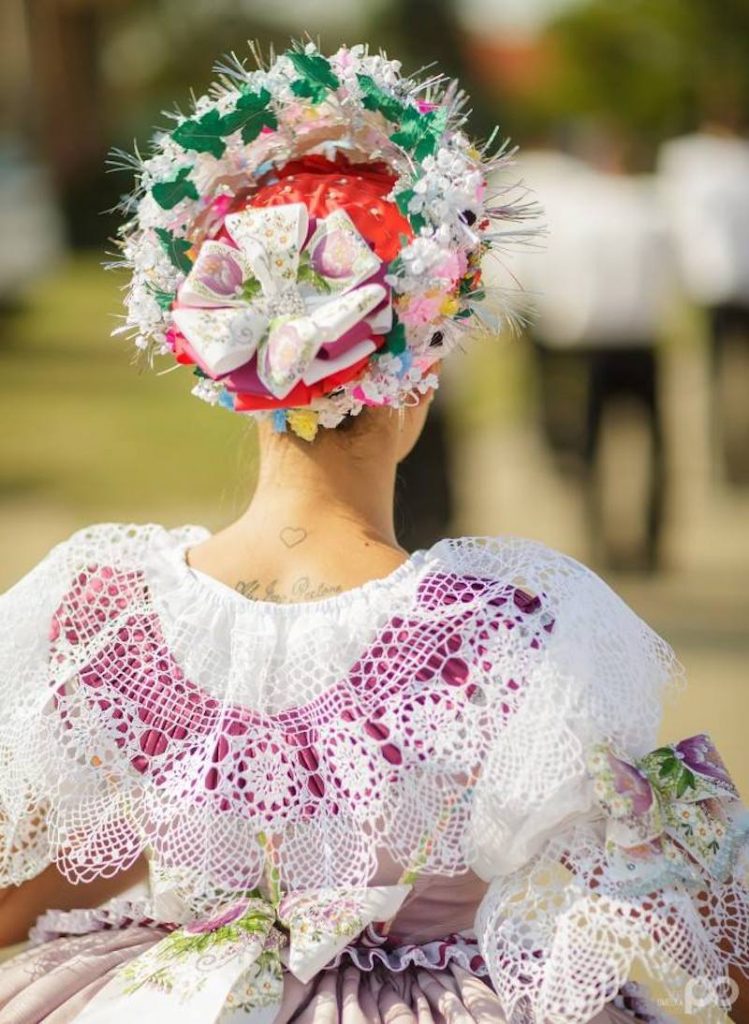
[172,202,391,398]
[75,884,411,1024]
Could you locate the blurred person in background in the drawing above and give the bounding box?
[657,116,749,487]
[0,0,65,315]
[395,377,455,551]
[512,133,676,572]
[21,0,114,249]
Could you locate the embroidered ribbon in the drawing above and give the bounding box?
[75,883,411,1024]
[586,732,749,895]
[171,202,391,396]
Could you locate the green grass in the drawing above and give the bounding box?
[0,255,257,526]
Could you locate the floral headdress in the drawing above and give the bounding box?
[108,41,540,441]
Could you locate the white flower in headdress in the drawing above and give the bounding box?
[408,146,484,239]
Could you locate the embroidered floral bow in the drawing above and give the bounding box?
[587,732,749,895]
[76,884,411,1024]
[172,202,391,397]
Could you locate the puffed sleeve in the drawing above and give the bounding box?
[0,530,79,883]
[0,523,153,887]
[466,548,749,1024]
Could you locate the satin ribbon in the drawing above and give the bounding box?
[171,202,390,398]
[75,883,411,1024]
[586,732,749,894]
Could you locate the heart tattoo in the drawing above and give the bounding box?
[280,526,308,549]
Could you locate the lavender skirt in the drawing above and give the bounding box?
[0,909,673,1024]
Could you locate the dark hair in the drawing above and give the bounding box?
[334,411,361,433]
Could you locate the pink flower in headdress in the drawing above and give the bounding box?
[432,251,468,288]
[606,751,656,817]
[311,228,362,280]
[396,292,443,326]
[333,47,357,71]
[196,248,245,297]
[675,734,734,788]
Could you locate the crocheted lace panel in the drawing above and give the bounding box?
[1,521,746,1024]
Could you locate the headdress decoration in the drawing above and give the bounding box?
[108,41,541,440]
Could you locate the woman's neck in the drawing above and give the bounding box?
[185,425,411,602]
[238,422,405,553]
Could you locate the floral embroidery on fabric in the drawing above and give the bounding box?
[587,732,749,895]
[172,203,387,394]
[79,884,411,1022]
[117,895,280,1002]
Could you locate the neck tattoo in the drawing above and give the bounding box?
[279,526,308,548]
[235,575,343,603]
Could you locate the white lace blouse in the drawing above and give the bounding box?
[0,522,746,1023]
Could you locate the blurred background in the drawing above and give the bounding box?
[0,1,748,1013]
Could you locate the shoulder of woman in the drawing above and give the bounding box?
[439,534,684,750]
[0,520,207,607]
[432,533,620,607]
[43,520,209,566]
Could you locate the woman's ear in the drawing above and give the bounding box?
[394,373,438,461]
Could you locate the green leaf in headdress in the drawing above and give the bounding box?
[220,89,278,144]
[388,253,404,278]
[154,227,193,273]
[172,109,228,158]
[151,167,199,210]
[394,189,415,217]
[675,768,696,797]
[240,275,263,302]
[395,188,426,235]
[459,274,477,296]
[356,74,406,124]
[297,250,331,293]
[288,51,340,104]
[657,756,680,779]
[151,287,177,311]
[390,106,449,161]
[383,321,407,356]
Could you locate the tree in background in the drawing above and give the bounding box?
[539,0,749,167]
[23,1,343,247]
[24,0,114,248]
